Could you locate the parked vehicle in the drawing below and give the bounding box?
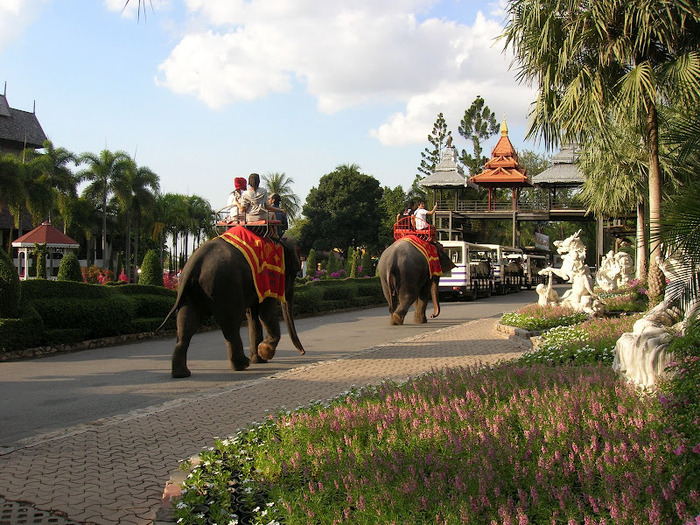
[438,241,495,301]
[480,244,524,294]
[507,253,549,289]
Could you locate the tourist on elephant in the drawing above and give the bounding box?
[238,172,284,223]
[413,200,437,230]
[225,176,247,223]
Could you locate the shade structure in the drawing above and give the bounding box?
[470,117,530,189]
[12,222,80,280]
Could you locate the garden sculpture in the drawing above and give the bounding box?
[613,250,697,389]
[596,250,635,292]
[537,230,605,316]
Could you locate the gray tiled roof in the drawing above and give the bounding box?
[0,94,47,149]
[531,144,584,186]
[419,146,479,189]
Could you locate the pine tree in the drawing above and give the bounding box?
[458,96,499,175]
[417,113,452,179]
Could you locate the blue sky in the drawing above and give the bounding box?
[1,0,542,214]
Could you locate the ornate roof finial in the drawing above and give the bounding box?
[501,114,508,136]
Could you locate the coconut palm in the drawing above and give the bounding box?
[502,0,700,298]
[79,149,131,264]
[112,158,160,281]
[25,140,78,232]
[262,172,301,222]
[0,154,26,251]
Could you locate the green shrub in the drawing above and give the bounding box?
[293,283,324,316]
[0,246,21,318]
[21,279,112,301]
[139,250,164,287]
[306,249,317,278]
[128,294,176,318]
[500,304,588,331]
[57,252,84,282]
[0,303,44,352]
[33,243,47,279]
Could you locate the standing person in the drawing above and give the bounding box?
[413,200,437,230]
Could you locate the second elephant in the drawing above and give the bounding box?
[378,239,455,325]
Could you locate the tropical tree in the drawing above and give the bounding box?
[300,164,383,254]
[414,113,452,200]
[379,185,407,248]
[262,172,301,222]
[502,0,700,298]
[78,149,131,263]
[458,96,499,175]
[112,158,160,281]
[24,140,78,232]
[0,154,25,251]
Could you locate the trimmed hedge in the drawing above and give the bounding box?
[1,276,383,354]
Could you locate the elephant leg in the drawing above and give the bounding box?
[413,285,430,324]
[247,305,267,364]
[256,298,282,360]
[213,307,250,372]
[172,304,199,378]
[392,290,415,325]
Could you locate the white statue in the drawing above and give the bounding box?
[614,252,634,288]
[613,250,696,389]
[596,250,635,292]
[596,250,620,292]
[538,229,605,316]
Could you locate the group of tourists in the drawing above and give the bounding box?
[223,172,288,237]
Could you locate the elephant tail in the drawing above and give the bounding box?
[155,283,187,332]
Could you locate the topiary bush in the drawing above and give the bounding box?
[0,246,21,318]
[57,252,84,282]
[139,249,164,287]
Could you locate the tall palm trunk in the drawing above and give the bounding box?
[636,200,647,280]
[646,104,665,299]
[124,211,132,282]
[133,214,140,284]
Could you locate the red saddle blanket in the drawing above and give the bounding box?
[219,226,286,302]
[400,235,442,277]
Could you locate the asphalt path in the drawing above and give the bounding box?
[0,289,539,446]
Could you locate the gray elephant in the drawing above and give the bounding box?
[378,239,456,325]
[159,232,305,378]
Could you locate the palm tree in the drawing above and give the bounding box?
[78,149,131,264]
[112,158,160,281]
[0,154,26,251]
[502,0,700,298]
[25,140,78,232]
[262,172,301,222]
[578,120,676,279]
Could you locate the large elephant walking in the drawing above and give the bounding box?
[378,238,455,325]
[159,231,305,378]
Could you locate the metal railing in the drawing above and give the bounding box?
[435,200,585,213]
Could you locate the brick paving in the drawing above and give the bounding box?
[0,317,529,525]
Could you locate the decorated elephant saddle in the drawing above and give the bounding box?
[399,235,443,277]
[219,226,286,302]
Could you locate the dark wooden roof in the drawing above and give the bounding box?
[531,144,584,186]
[0,206,33,230]
[0,93,47,152]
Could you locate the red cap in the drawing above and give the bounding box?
[234,177,247,190]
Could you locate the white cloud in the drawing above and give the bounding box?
[0,0,46,53]
[156,1,535,145]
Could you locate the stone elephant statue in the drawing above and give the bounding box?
[159,232,305,378]
[378,239,456,325]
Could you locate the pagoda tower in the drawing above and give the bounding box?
[470,116,530,211]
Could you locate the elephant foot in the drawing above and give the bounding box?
[232,357,251,371]
[258,342,276,361]
[250,353,268,364]
[390,313,404,325]
[172,367,191,379]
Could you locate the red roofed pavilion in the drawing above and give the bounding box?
[470,116,531,211]
[12,222,79,280]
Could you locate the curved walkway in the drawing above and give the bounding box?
[0,316,530,525]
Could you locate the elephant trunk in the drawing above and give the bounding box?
[430,278,441,319]
[282,299,305,355]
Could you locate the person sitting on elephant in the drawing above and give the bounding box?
[225,176,247,223]
[237,173,285,224]
[268,193,288,238]
[413,200,437,230]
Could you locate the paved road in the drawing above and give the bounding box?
[0,290,537,447]
[0,290,537,525]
